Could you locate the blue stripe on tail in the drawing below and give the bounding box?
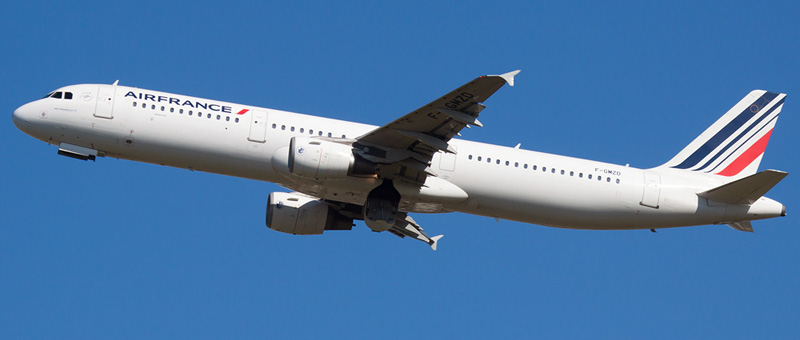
[693,97,784,171]
[672,92,778,169]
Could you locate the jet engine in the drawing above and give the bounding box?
[266,192,353,235]
[287,137,375,180]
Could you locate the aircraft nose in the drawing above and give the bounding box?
[12,102,33,132]
[13,106,26,130]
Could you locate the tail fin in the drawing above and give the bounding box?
[660,90,786,180]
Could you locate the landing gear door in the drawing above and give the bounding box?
[247,110,268,143]
[640,171,661,208]
[94,86,116,119]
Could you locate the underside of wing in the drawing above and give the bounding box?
[269,71,521,250]
[354,70,520,183]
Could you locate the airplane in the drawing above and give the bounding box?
[12,71,788,250]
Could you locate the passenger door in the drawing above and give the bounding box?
[247,109,268,143]
[640,171,661,208]
[94,86,116,119]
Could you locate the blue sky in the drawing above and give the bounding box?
[2,1,799,338]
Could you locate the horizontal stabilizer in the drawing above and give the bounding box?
[699,170,788,205]
[727,221,754,232]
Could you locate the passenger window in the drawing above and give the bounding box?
[189,111,193,116]
[170,108,174,113]
[216,115,220,120]
[282,125,286,130]
[327,133,332,137]
[53,92,62,99]
[588,174,592,179]
[616,179,620,184]
[542,167,546,172]
[226,116,230,121]
[487,158,492,163]
[235,118,240,123]
[65,92,73,99]
[318,131,323,136]
[570,171,574,176]
[300,128,304,133]
[207,114,211,118]
[291,127,295,131]
[515,162,519,167]
[560,170,565,175]
[342,135,346,138]
[151,105,155,110]
[477,156,482,161]
[505,161,509,166]
[309,129,313,134]
[133,102,137,107]
[598,176,602,181]
[607,177,611,182]
[469,155,473,160]
[496,159,500,165]
[161,106,165,111]
[272,123,277,129]
[141,103,146,108]
[180,109,184,114]
[579,173,583,178]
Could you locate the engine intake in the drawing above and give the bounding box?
[288,137,375,180]
[266,192,353,235]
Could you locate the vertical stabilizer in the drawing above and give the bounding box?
[660,90,786,181]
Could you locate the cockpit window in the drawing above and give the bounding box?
[43,92,54,99]
[45,91,73,99]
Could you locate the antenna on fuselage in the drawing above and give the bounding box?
[112,80,119,86]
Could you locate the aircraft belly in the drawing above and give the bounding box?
[447,168,729,230]
[68,114,285,183]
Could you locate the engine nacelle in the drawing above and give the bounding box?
[288,137,375,180]
[266,192,353,235]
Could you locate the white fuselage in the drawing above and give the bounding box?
[12,84,784,231]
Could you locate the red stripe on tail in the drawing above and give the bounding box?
[716,129,773,177]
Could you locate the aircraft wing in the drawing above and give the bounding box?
[355,70,519,182]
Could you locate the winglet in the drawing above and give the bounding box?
[429,235,444,251]
[496,70,521,86]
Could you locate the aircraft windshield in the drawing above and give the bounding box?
[44,91,73,100]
